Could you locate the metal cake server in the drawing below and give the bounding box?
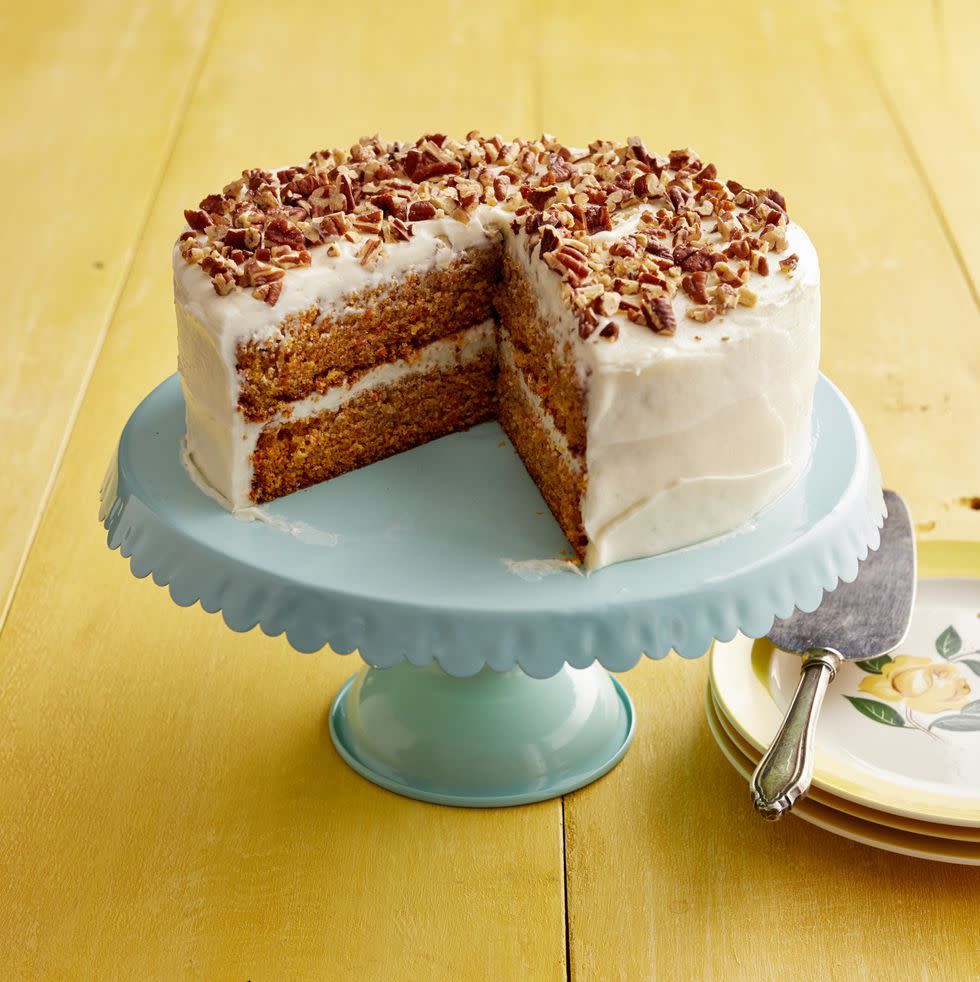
[750,490,916,820]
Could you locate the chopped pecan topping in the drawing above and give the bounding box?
[779,253,799,274]
[180,133,793,322]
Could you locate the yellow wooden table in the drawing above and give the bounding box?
[2,1,979,977]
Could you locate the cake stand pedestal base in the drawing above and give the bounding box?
[329,662,634,806]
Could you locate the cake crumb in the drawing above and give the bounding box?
[959,496,980,510]
[501,557,584,581]
[915,520,936,533]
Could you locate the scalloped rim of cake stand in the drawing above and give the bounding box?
[101,372,885,679]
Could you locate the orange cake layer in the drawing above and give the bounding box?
[493,252,587,453]
[250,352,497,503]
[497,336,588,560]
[237,243,501,422]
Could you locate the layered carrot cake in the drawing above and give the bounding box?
[174,133,819,569]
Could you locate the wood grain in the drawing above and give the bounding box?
[1,0,979,977]
[550,2,980,977]
[0,1,564,978]
[0,0,219,628]
[847,0,980,305]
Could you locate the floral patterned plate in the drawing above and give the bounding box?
[710,541,980,827]
[708,689,980,842]
[705,691,980,865]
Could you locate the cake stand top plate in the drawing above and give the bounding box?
[101,373,884,678]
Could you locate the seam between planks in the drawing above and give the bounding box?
[561,795,572,982]
[0,1,225,637]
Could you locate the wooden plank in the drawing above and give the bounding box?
[0,2,563,978]
[543,1,980,978]
[0,1,219,627]
[846,0,980,307]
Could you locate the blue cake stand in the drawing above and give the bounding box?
[101,373,884,807]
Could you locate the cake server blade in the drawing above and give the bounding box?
[749,490,915,819]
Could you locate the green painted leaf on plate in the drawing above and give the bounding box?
[935,625,962,659]
[929,714,980,733]
[957,699,980,717]
[854,654,894,675]
[844,696,906,728]
[961,660,980,680]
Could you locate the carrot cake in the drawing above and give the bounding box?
[174,133,819,569]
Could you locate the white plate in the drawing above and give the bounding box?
[709,689,980,842]
[710,541,980,827]
[705,690,980,865]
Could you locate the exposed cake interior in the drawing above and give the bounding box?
[174,134,820,569]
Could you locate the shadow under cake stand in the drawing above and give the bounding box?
[101,374,884,807]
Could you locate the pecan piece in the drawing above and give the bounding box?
[403,149,462,182]
[224,227,261,250]
[632,173,660,198]
[352,207,384,234]
[609,238,637,258]
[252,280,282,306]
[243,258,285,286]
[779,253,799,274]
[385,217,413,242]
[184,209,210,232]
[642,297,676,335]
[725,239,752,261]
[686,304,716,323]
[522,184,558,210]
[337,173,359,211]
[681,271,710,304]
[592,291,621,317]
[407,200,438,222]
[316,212,350,238]
[264,217,305,249]
[358,237,383,270]
[679,249,713,273]
[578,308,599,339]
[766,188,787,211]
[538,225,561,255]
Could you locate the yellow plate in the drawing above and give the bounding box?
[704,690,980,865]
[710,541,980,827]
[709,689,980,841]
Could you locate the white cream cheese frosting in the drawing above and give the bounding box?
[174,143,820,571]
[505,217,819,567]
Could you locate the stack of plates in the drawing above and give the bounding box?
[707,541,980,864]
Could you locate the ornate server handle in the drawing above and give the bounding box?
[750,649,841,820]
